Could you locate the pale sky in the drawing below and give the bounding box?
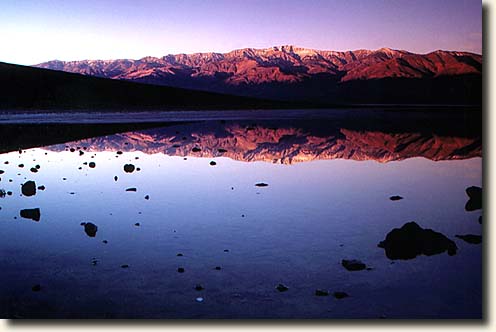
[0,0,482,65]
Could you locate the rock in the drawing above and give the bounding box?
[144,195,149,200]
[18,164,24,168]
[177,267,185,273]
[117,151,123,155]
[29,167,38,173]
[83,222,98,237]
[276,284,289,292]
[214,266,221,270]
[35,165,40,169]
[342,259,367,271]
[195,284,204,291]
[378,221,457,259]
[315,289,329,296]
[123,164,135,173]
[20,208,41,222]
[0,189,5,198]
[333,292,349,299]
[224,249,229,252]
[389,195,403,201]
[134,222,140,227]
[21,181,36,196]
[88,162,96,168]
[102,240,108,244]
[37,185,45,190]
[218,148,227,153]
[177,253,183,257]
[79,150,84,156]
[209,161,216,166]
[465,186,482,211]
[255,183,269,187]
[114,176,118,181]
[126,188,137,192]
[31,284,41,292]
[0,170,4,174]
[192,147,201,152]
[7,191,12,196]
[455,234,482,244]
[70,148,75,152]
[121,264,129,268]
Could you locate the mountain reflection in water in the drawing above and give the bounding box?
[45,119,481,164]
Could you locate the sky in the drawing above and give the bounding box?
[0,0,482,65]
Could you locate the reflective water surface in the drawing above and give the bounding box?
[0,113,482,318]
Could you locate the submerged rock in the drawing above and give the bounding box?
[389,195,403,201]
[455,234,482,244]
[21,181,36,196]
[123,164,135,173]
[83,222,98,237]
[315,289,329,296]
[341,259,367,271]
[275,283,289,292]
[195,284,204,291]
[177,267,185,273]
[121,264,129,268]
[333,292,349,299]
[126,187,137,192]
[20,208,41,222]
[31,284,41,292]
[255,182,269,187]
[465,186,482,211]
[378,221,457,260]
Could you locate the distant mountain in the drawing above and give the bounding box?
[36,46,482,105]
[0,61,289,110]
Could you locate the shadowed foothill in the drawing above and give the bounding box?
[465,186,482,211]
[378,221,457,260]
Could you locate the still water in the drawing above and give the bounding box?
[0,113,482,318]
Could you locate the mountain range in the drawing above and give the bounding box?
[36,46,482,105]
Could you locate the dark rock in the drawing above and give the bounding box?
[455,234,482,244]
[218,148,227,153]
[195,284,204,291]
[378,221,457,260]
[21,181,36,196]
[0,189,5,198]
[20,208,41,222]
[70,148,75,152]
[31,284,41,292]
[117,151,123,155]
[276,284,289,292]
[18,164,24,168]
[114,176,118,181]
[315,289,329,296]
[209,161,217,166]
[255,182,269,187]
[192,147,201,152]
[102,240,108,244]
[37,185,45,190]
[89,162,96,168]
[80,222,86,226]
[126,188,137,192]
[136,168,141,171]
[389,195,403,201]
[178,267,185,273]
[333,292,349,299]
[342,259,367,271]
[144,195,149,200]
[465,186,482,211]
[121,264,129,268]
[83,222,98,237]
[35,165,40,169]
[177,253,183,257]
[29,167,38,173]
[134,222,140,227]
[123,164,135,173]
[79,151,84,156]
[7,191,12,196]
[0,170,3,174]
[214,266,221,270]
[224,249,229,252]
